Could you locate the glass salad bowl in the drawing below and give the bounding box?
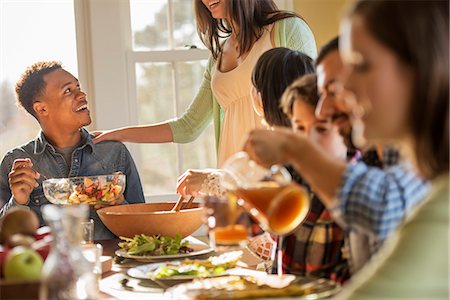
[43,174,126,205]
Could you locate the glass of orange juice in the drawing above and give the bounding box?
[204,194,250,249]
[222,152,310,275]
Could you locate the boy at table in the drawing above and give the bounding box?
[0,61,145,240]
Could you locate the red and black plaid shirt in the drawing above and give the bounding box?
[271,167,350,283]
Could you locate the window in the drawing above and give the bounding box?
[0,0,78,159]
[128,0,214,194]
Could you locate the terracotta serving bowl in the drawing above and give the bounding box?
[97,202,205,238]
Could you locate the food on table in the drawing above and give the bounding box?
[150,251,243,279]
[0,210,52,279]
[3,246,43,281]
[170,276,339,299]
[118,234,192,256]
[43,174,125,205]
[0,208,39,245]
[7,234,36,248]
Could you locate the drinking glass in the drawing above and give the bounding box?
[204,194,249,249]
[81,219,94,245]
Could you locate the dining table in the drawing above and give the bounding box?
[95,236,340,300]
[97,236,244,300]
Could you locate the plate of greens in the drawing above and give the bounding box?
[127,251,243,282]
[115,234,213,262]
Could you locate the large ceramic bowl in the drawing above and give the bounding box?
[43,174,126,205]
[97,202,205,238]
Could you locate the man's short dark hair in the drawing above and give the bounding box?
[315,36,340,66]
[15,61,62,119]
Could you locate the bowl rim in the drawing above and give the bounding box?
[97,202,204,216]
[43,173,126,183]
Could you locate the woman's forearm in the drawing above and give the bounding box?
[113,123,174,143]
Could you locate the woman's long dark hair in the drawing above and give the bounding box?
[347,0,449,179]
[252,47,315,127]
[194,0,300,60]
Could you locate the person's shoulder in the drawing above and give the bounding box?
[2,139,37,160]
[0,139,37,168]
[92,139,128,151]
[272,16,316,53]
[273,16,309,30]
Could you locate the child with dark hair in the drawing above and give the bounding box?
[250,47,315,128]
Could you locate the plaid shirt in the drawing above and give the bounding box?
[272,168,350,283]
[329,147,430,272]
[331,148,430,240]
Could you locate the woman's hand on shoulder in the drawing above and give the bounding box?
[91,130,122,144]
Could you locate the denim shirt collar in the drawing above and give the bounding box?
[34,128,95,155]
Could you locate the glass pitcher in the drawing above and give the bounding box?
[40,204,98,300]
[221,152,310,236]
[221,152,310,275]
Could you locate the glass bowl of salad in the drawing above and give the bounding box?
[43,174,126,205]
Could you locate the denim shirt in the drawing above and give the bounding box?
[0,128,145,240]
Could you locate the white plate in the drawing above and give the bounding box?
[126,261,222,282]
[115,236,213,262]
[127,262,268,282]
[165,276,341,300]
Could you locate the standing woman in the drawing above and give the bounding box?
[93,0,317,167]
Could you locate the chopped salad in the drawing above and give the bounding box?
[118,234,193,256]
[151,251,243,279]
[68,176,122,204]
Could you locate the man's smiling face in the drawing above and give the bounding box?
[37,68,91,131]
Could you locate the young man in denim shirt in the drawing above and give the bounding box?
[0,61,145,240]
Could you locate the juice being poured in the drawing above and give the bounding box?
[213,224,249,245]
[234,182,309,236]
[205,193,249,246]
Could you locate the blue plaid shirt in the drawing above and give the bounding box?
[330,147,430,240]
[329,147,430,272]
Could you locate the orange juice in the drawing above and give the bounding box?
[212,224,249,245]
[234,183,309,235]
[204,194,249,246]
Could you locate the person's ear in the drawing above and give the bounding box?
[33,102,48,117]
[251,86,264,118]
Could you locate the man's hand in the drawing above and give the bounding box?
[93,194,125,210]
[243,128,296,168]
[9,158,40,205]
